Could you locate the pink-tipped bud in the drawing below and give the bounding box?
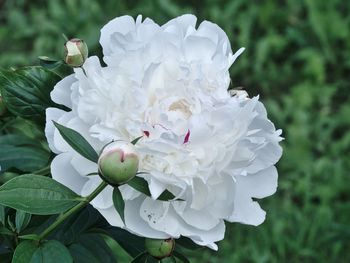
[98,141,139,185]
[64,38,88,67]
[145,238,175,259]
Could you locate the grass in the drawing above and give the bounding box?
[1,0,349,262]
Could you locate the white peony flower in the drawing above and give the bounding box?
[45,14,282,250]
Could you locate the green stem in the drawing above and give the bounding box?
[38,181,108,241]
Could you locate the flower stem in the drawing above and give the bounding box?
[38,180,108,241]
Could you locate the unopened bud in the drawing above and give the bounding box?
[145,238,175,259]
[64,38,88,67]
[0,94,6,116]
[98,141,139,185]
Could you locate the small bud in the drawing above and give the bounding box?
[145,238,175,259]
[98,141,139,185]
[0,94,6,116]
[64,38,88,67]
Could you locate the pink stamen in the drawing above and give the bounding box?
[143,130,150,137]
[183,130,190,144]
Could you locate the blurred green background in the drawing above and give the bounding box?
[1,0,349,262]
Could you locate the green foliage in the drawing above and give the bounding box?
[112,187,125,223]
[0,0,349,262]
[0,67,61,123]
[0,174,79,215]
[53,121,99,163]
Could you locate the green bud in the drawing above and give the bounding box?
[145,238,175,259]
[98,141,139,185]
[64,38,88,67]
[0,93,6,116]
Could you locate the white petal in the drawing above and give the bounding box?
[100,15,136,56]
[98,206,124,228]
[45,108,66,154]
[51,153,88,194]
[50,74,76,108]
[124,197,169,239]
[81,176,113,209]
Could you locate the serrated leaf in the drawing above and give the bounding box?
[30,240,73,263]
[12,240,38,263]
[112,187,125,223]
[0,174,79,215]
[53,121,98,163]
[15,210,31,233]
[0,67,61,122]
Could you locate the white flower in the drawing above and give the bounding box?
[45,14,282,250]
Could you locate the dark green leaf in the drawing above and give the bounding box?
[0,67,61,122]
[131,252,148,263]
[112,187,125,223]
[12,240,38,263]
[127,177,182,202]
[69,243,100,263]
[0,174,79,215]
[0,145,50,172]
[170,256,177,263]
[173,251,190,263]
[19,234,40,241]
[38,56,63,70]
[53,121,99,163]
[176,237,202,250]
[94,227,145,257]
[131,136,143,145]
[70,233,116,263]
[15,210,31,233]
[31,240,73,263]
[0,204,5,225]
[127,176,151,196]
[0,226,13,236]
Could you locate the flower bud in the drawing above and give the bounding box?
[98,141,139,185]
[64,38,88,67]
[0,93,6,116]
[145,238,175,259]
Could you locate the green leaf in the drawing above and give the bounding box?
[53,121,99,163]
[0,174,79,215]
[70,233,116,263]
[127,177,151,196]
[15,210,31,233]
[38,56,63,70]
[0,226,13,236]
[18,234,40,241]
[69,243,101,263]
[176,237,202,250]
[173,251,190,263]
[127,176,182,202]
[30,240,73,263]
[131,252,148,263]
[94,227,145,258]
[131,136,143,145]
[112,187,125,223]
[0,204,5,225]
[12,240,38,263]
[0,145,50,172]
[0,67,61,122]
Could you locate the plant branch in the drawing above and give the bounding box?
[38,180,108,241]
